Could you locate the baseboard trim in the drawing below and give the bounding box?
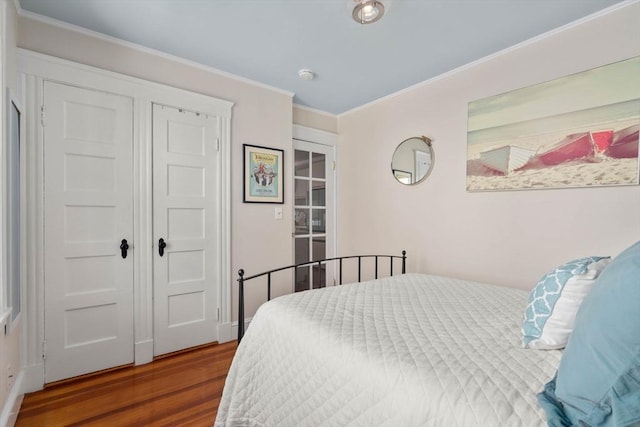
[21,363,44,394]
[218,318,252,343]
[134,339,154,365]
[0,370,24,427]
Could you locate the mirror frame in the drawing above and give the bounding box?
[391,135,434,185]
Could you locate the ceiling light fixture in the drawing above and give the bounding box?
[352,0,385,24]
[298,69,315,81]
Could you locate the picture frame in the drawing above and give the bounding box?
[243,144,284,203]
[466,55,639,192]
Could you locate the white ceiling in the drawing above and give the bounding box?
[18,0,629,115]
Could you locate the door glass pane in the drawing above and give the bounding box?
[312,264,326,289]
[312,236,326,261]
[312,209,326,233]
[311,180,325,207]
[294,208,309,235]
[296,266,310,292]
[295,150,309,177]
[295,237,309,263]
[295,179,309,206]
[312,152,325,179]
[295,237,310,292]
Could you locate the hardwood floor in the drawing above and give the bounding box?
[16,341,237,427]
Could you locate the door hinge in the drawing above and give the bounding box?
[40,105,46,127]
[216,138,220,152]
[42,340,46,360]
[332,160,336,171]
[217,307,220,321]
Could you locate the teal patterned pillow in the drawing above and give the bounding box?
[522,256,610,349]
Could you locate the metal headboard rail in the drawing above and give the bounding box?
[237,250,406,342]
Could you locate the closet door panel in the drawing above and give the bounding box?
[152,104,219,356]
[43,81,134,383]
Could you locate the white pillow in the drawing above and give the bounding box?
[522,257,610,350]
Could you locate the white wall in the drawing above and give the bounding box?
[337,2,640,290]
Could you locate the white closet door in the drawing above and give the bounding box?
[152,104,219,356]
[43,81,134,383]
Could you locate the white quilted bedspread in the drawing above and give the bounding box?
[215,274,562,427]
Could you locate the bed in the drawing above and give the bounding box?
[215,270,563,426]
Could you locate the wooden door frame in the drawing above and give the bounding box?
[19,49,233,392]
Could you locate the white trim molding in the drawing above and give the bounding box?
[292,103,336,119]
[339,0,639,118]
[17,8,295,99]
[134,340,154,366]
[221,318,253,344]
[292,124,338,147]
[0,370,23,427]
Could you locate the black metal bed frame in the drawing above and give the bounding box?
[237,250,406,342]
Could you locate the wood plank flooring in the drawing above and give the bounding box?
[16,341,237,427]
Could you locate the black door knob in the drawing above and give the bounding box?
[120,239,129,259]
[158,238,167,257]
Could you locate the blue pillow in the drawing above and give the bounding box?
[538,240,640,426]
[522,256,610,349]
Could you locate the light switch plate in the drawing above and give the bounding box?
[274,207,283,220]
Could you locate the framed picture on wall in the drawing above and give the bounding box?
[243,144,284,203]
[466,55,640,192]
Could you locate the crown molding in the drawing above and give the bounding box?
[293,103,336,119]
[17,7,295,98]
[339,0,639,118]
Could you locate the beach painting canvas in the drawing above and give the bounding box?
[467,56,640,192]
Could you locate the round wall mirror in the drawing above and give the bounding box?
[391,136,434,185]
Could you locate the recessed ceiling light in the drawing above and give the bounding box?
[352,0,385,24]
[298,69,315,81]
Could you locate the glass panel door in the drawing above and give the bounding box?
[293,140,334,292]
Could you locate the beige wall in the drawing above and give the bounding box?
[293,104,338,133]
[17,14,295,319]
[1,0,23,421]
[337,3,640,290]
